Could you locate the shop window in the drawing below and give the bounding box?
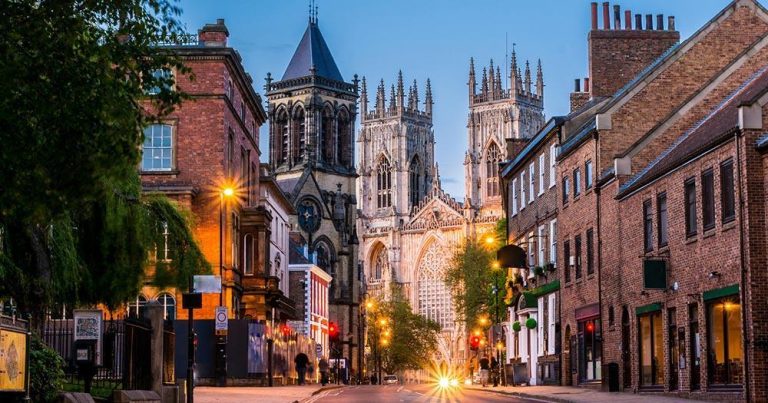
[578,318,602,382]
[707,295,743,387]
[689,303,701,390]
[639,310,664,386]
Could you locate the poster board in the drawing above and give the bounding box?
[0,327,27,392]
[73,310,103,366]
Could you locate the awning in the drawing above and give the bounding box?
[636,303,662,315]
[703,284,739,301]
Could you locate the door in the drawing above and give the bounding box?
[621,307,631,388]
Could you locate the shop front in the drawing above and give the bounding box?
[574,303,601,384]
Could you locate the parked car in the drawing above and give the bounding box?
[383,374,398,384]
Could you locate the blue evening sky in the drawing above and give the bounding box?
[179,0,758,198]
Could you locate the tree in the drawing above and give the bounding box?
[444,219,506,331]
[369,286,441,374]
[0,0,207,330]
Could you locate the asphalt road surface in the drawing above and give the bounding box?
[308,384,548,402]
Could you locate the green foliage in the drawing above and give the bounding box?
[0,0,207,328]
[525,318,537,329]
[512,321,521,332]
[369,286,441,373]
[28,337,65,403]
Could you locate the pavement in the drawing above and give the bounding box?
[464,384,706,402]
[194,384,343,403]
[308,384,542,402]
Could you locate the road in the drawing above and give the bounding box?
[308,384,548,402]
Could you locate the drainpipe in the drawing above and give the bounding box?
[735,130,751,402]
[594,131,604,386]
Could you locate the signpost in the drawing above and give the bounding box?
[215,306,228,336]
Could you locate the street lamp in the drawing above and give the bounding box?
[216,185,235,387]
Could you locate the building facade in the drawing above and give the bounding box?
[265,16,363,378]
[139,19,288,322]
[358,54,545,367]
[288,262,332,361]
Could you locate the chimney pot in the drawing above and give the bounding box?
[635,14,642,30]
[646,14,653,30]
[657,14,664,30]
[625,10,632,30]
[584,77,590,93]
[668,16,676,31]
[591,2,598,30]
[613,5,621,30]
[603,2,610,30]
[216,18,224,25]
[574,79,581,92]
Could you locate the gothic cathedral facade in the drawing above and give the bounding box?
[266,17,363,374]
[358,51,544,366]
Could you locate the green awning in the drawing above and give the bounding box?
[703,284,739,301]
[520,292,538,310]
[636,303,662,315]
[529,280,560,297]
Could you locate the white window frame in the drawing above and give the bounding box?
[547,293,556,354]
[142,124,174,172]
[549,219,557,265]
[520,171,526,210]
[574,168,581,197]
[586,160,594,189]
[549,144,557,188]
[529,162,535,204]
[528,231,535,266]
[537,298,545,355]
[538,154,546,195]
[537,225,546,266]
[512,178,518,216]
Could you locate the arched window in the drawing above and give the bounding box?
[373,246,388,280]
[315,242,332,274]
[243,234,254,275]
[157,293,176,320]
[417,242,454,330]
[276,109,289,164]
[485,143,502,197]
[409,156,422,207]
[292,107,306,164]
[337,109,351,167]
[321,107,335,164]
[128,295,148,319]
[377,157,392,209]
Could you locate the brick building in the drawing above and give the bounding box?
[549,1,768,400]
[139,20,294,323]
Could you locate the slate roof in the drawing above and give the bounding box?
[618,66,768,197]
[281,22,344,82]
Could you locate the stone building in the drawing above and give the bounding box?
[358,53,545,366]
[549,1,768,400]
[138,19,287,322]
[265,15,363,378]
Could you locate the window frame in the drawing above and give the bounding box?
[702,168,715,231]
[520,171,526,210]
[549,144,557,188]
[657,192,668,248]
[529,162,536,204]
[573,168,581,197]
[643,199,654,252]
[684,178,697,237]
[549,219,557,265]
[574,234,582,279]
[141,123,174,172]
[538,154,546,195]
[585,160,593,190]
[720,159,735,223]
[586,228,594,275]
[562,176,570,206]
[512,178,518,216]
[563,239,571,283]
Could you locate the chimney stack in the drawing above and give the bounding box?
[646,14,653,30]
[668,16,675,31]
[603,2,611,30]
[625,10,632,30]
[591,2,598,30]
[574,78,581,92]
[613,5,621,30]
[635,14,642,30]
[584,77,590,93]
[657,14,664,30]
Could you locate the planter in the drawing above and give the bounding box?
[512,321,522,332]
[546,263,556,272]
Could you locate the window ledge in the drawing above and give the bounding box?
[684,235,697,245]
[721,220,737,232]
[587,274,595,280]
[702,228,716,239]
[141,169,180,176]
[658,245,669,254]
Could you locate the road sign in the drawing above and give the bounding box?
[215,306,228,335]
[193,275,222,293]
[316,343,322,356]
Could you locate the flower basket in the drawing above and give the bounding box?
[525,318,537,329]
[533,266,546,277]
[546,263,556,272]
[512,321,522,332]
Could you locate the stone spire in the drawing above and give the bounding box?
[495,66,502,98]
[360,76,368,117]
[375,79,386,115]
[481,67,488,99]
[389,84,396,113]
[396,70,405,112]
[488,59,495,101]
[524,60,532,94]
[432,163,441,192]
[509,48,519,94]
[469,57,477,104]
[425,78,433,116]
[412,80,419,112]
[536,59,544,98]
[407,84,415,111]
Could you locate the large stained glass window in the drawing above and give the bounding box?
[417,242,454,330]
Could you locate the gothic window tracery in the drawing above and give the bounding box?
[315,242,332,274]
[321,106,335,164]
[376,156,392,209]
[417,242,454,330]
[409,155,422,207]
[485,142,501,198]
[277,109,289,164]
[372,245,388,280]
[292,107,305,164]
[337,109,351,167]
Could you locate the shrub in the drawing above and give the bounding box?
[28,337,65,403]
[511,321,521,332]
[525,318,537,329]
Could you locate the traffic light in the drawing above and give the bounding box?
[469,335,481,351]
[329,322,339,342]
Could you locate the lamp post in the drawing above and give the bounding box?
[216,186,234,387]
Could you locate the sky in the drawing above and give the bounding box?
[178,0,760,198]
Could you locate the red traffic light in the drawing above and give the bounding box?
[329,321,339,341]
[469,335,481,350]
